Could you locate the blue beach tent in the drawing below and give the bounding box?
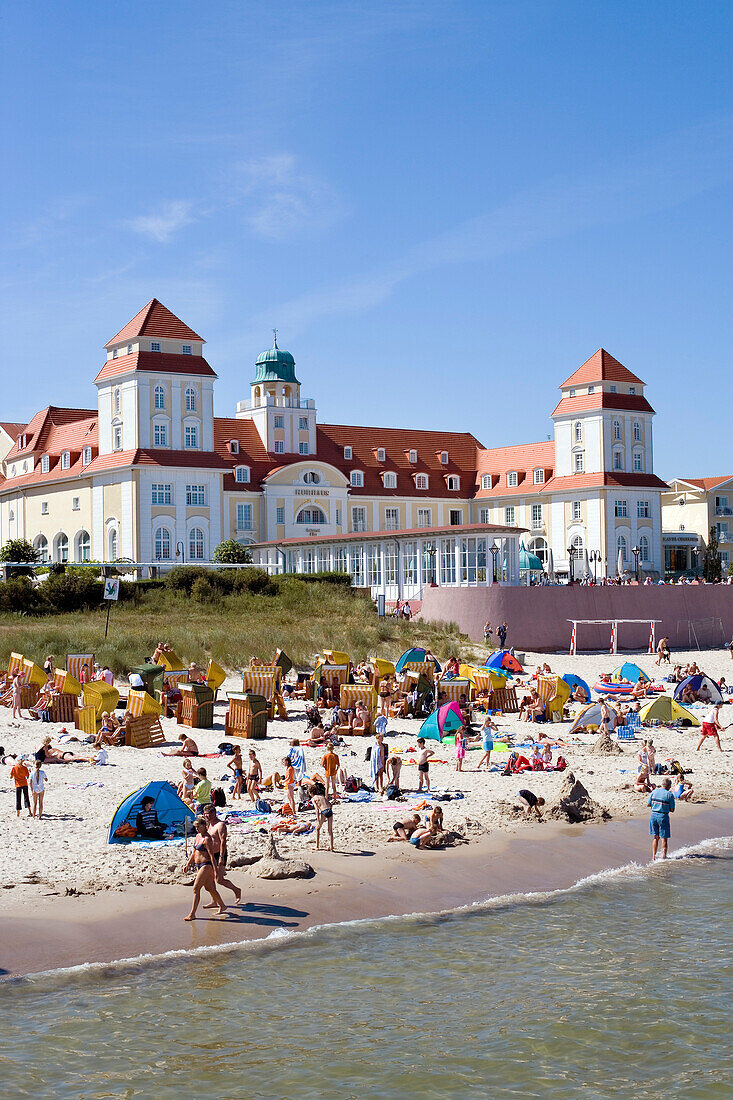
[108,780,194,843]
[562,673,592,702]
[395,647,442,675]
[673,674,723,705]
[611,662,650,684]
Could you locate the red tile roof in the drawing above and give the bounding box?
[4,407,97,463]
[314,423,484,498]
[94,350,217,383]
[105,299,204,348]
[552,392,655,417]
[475,441,554,496]
[671,476,733,492]
[540,472,668,493]
[0,422,27,441]
[560,349,644,389]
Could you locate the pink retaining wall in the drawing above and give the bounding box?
[419,585,733,652]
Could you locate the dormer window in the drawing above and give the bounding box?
[235,465,250,483]
[61,451,70,470]
[127,343,133,354]
[609,384,617,393]
[447,475,460,491]
[415,473,429,490]
[629,386,636,394]
[507,471,518,487]
[569,388,576,397]
[350,470,364,488]
[41,455,49,474]
[481,474,491,490]
[383,472,397,489]
[588,385,595,394]
[533,468,545,484]
[229,440,239,454]
[376,447,386,462]
[182,344,192,355]
[151,342,161,352]
[409,449,417,464]
[154,385,165,410]
[112,348,118,359]
[440,451,448,465]
[344,446,352,460]
[82,446,92,466]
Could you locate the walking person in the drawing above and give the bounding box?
[203,804,242,905]
[697,703,727,751]
[497,621,508,649]
[455,726,466,772]
[182,818,226,921]
[477,714,499,770]
[11,757,32,818]
[30,759,48,819]
[483,621,493,647]
[648,777,675,860]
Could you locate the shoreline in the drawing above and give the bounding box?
[4,799,732,981]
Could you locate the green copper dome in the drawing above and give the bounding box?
[253,332,299,385]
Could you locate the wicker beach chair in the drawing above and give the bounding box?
[224,692,268,739]
[241,669,278,719]
[338,684,378,735]
[177,682,215,728]
[66,654,94,683]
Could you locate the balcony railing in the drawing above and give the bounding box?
[236,396,316,413]
[715,506,732,516]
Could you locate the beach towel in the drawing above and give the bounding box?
[289,745,307,780]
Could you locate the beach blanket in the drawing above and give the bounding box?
[118,837,186,848]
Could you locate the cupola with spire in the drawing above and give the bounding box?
[253,331,300,385]
[237,331,316,455]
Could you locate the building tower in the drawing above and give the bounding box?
[236,333,317,455]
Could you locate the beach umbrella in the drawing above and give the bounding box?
[617,546,624,576]
[418,701,463,742]
[395,647,441,674]
[547,548,555,583]
[584,549,591,579]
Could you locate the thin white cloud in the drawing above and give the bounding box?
[230,153,345,240]
[127,200,194,243]
[239,117,732,338]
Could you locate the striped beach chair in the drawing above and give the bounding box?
[241,669,278,718]
[158,650,186,673]
[8,652,24,677]
[224,692,268,740]
[22,658,46,688]
[66,654,94,683]
[82,681,120,722]
[206,659,227,696]
[127,688,163,718]
[438,678,473,704]
[402,661,435,683]
[339,684,378,734]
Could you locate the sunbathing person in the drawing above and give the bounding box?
[352,701,371,734]
[634,765,654,793]
[35,736,89,764]
[163,733,200,757]
[389,813,422,842]
[679,684,695,706]
[94,712,124,747]
[29,676,57,720]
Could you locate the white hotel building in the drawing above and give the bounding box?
[0,299,668,596]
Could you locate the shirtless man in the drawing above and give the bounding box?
[163,733,200,757]
[389,813,421,842]
[385,753,402,789]
[416,738,435,792]
[202,805,242,905]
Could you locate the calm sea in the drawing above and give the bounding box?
[1,838,731,1100]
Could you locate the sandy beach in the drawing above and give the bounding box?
[1,645,732,978]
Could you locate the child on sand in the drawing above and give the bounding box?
[455,727,466,772]
[30,759,48,819]
[11,757,32,818]
[193,768,211,813]
[417,738,435,792]
[228,746,244,799]
[517,789,545,818]
[321,746,340,798]
[477,715,499,770]
[312,791,334,851]
[282,757,297,815]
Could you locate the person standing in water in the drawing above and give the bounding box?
[648,777,675,860]
[203,804,242,905]
[183,818,226,921]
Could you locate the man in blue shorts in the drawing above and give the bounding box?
[648,777,675,860]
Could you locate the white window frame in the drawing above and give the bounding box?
[236,503,253,531]
[637,500,650,518]
[184,424,198,449]
[533,468,545,484]
[235,465,250,483]
[633,451,643,472]
[615,499,628,518]
[376,447,386,462]
[409,449,417,464]
[154,526,171,561]
[113,425,123,451]
[383,472,397,489]
[151,341,161,352]
[417,508,432,528]
[299,441,309,455]
[186,484,206,507]
[350,470,364,487]
[154,385,165,410]
[447,475,460,491]
[613,420,621,440]
[574,421,582,443]
[415,474,429,490]
[274,414,285,429]
[343,446,352,460]
[113,388,121,414]
[182,344,192,355]
[184,387,197,413]
[189,526,205,561]
[479,507,490,523]
[385,507,400,531]
[574,452,584,473]
[72,497,80,512]
[633,421,641,442]
[276,506,285,525]
[440,451,449,465]
[613,451,624,471]
[152,483,172,505]
[572,500,581,521]
[41,501,49,515]
[352,507,367,532]
[274,440,285,454]
[507,471,518,487]
[505,506,515,524]
[481,474,491,490]
[229,439,239,454]
[82,446,92,466]
[41,455,49,473]
[61,451,70,470]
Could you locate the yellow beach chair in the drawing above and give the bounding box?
[66,653,94,683]
[339,684,378,734]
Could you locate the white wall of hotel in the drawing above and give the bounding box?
[251,525,522,599]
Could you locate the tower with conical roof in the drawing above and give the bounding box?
[236,332,317,456]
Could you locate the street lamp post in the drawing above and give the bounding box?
[632,544,641,583]
[425,543,437,586]
[567,545,574,583]
[176,540,185,564]
[691,547,699,577]
[589,550,601,582]
[490,543,500,584]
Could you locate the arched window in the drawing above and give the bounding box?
[617,535,627,564]
[415,474,429,490]
[108,528,118,561]
[235,465,250,483]
[296,507,327,525]
[350,471,363,488]
[114,388,121,414]
[571,534,584,555]
[61,450,71,470]
[613,420,621,441]
[154,526,171,561]
[76,530,91,562]
[54,532,69,563]
[189,527,205,560]
[303,471,320,485]
[639,535,650,562]
[481,474,491,490]
[633,421,641,442]
[528,536,548,566]
[185,387,197,412]
[574,421,582,443]
[154,386,165,410]
[34,534,49,564]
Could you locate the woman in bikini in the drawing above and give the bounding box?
[182,818,226,921]
[378,677,392,716]
[228,746,245,799]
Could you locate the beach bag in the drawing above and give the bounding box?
[255,798,272,813]
[211,787,226,808]
[114,822,137,839]
[384,784,400,801]
[344,777,358,793]
[218,742,235,755]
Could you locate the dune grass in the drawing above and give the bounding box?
[0,578,479,674]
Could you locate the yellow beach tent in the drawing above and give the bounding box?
[638,696,700,727]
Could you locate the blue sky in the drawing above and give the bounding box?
[0,1,730,475]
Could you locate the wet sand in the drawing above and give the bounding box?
[3,800,731,981]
